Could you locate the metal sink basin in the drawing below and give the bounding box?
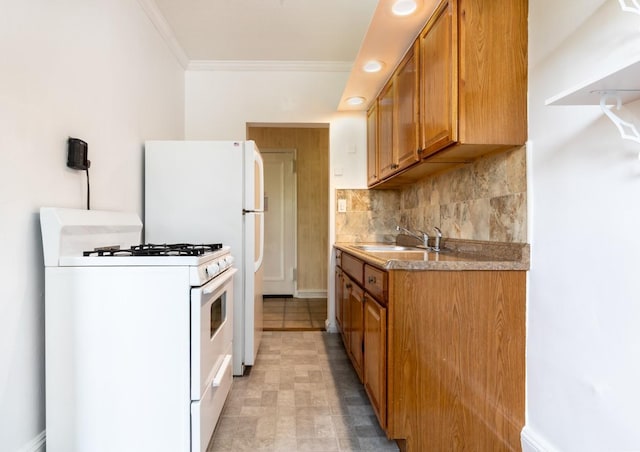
[352,244,423,252]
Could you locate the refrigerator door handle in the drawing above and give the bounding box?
[252,147,265,272]
[255,211,264,271]
[254,148,264,211]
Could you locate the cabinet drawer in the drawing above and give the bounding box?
[336,249,342,268]
[342,252,364,285]
[364,265,387,303]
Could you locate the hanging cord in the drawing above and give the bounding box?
[86,167,90,210]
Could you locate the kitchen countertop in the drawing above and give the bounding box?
[335,239,530,271]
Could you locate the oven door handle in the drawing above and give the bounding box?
[202,268,237,295]
[211,354,232,388]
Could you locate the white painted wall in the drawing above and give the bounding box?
[0,1,185,450]
[185,69,367,331]
[526,1,640,450]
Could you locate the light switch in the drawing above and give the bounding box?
[337,199,347,213]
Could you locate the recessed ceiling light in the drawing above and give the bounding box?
[346,96,366,106]
[363,60,384,73]
[392,0,417,16]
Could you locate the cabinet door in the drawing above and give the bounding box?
[394,42,420,172]
[349,283,364,382]
[419,0,457,157]
[366,103,379,186]
[335,269,344,333]
[378,81,395,180]
[341,273,352,345]
[364,294,387,429]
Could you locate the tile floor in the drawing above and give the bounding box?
[263,297,327,331]
[207,331,399,452]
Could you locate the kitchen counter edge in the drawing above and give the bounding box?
[335,240,530,271]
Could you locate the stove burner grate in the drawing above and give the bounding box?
[83,243,223,257]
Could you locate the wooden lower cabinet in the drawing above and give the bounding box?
[387,270,525,451]
[336,254,389,430]
[335,249,526,451]
[363,294,387,429]
[339,271,362,381]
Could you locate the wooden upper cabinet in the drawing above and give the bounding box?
[422,0,527,157]
[377,81,395,180]
[394,42,421,172]
[456,0,527,147]
[373,44,420,184]
[419,0,457,158]
[366,0,527,188]
[366,103,379,185]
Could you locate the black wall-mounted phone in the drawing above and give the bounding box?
[67,137,91,209]
[67,137,90,170]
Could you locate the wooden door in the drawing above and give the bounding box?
[377,81,395,180]
[364,294,387,429]
[262,150,296,295]
[366,103,379,186]
[394,42,420,171]
[419,0,457,157]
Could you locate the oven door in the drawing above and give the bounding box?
[190,267,236,451]
[191,267,236,400]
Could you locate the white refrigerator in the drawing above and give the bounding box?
[145,140,264,376]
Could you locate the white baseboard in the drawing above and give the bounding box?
[325,318,338,333]
[18,430,46,452]
[521,426,557,452]
[294,290,327,299]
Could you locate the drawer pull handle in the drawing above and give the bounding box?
[212,354,232,388]
[368,276,377,284]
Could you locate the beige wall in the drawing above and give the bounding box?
[336,146,527,244]
[248,126,329,294]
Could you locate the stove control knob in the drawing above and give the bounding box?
[206,263,220,276]
[218,259,228,270]
[226,255,235,266]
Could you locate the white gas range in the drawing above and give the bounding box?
[40,207,235,452]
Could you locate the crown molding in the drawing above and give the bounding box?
[136,0,190,69]
[187,60,353,72]
[135,0,353,73]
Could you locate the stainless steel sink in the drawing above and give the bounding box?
[352,244,423,252]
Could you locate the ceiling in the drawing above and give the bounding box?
[152,0,378,62]
[150,0,439,111]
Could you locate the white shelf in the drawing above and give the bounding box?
[545,59,640,106]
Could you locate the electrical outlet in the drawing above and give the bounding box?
[337,199,347,213]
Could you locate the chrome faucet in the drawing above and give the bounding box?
[432,227,442,252]
[396,225,429,249]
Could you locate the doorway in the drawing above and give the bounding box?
[247,124,329,331]
[262,149,297,296]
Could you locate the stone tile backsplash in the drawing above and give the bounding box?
[335,146,527,244]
